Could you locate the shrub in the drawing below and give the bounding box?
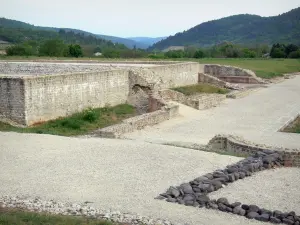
[82,109,98,122]
[288,50,300,58]
[68,44,83,58]
[193,50,205,58]
[39,39,67,57]
[5,43,35,56]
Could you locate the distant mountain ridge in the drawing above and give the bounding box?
[0,18,163,49]
[149,7,300,50]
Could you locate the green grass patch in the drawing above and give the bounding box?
[282,116,300,134]
[0,207,116,225]
[195,58,300,79]
[172,84,229,96]
[0,104,136,136]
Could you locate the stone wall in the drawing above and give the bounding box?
[0,76,26,125]
[200,64,263,84]
[94,104,179,138]
[0,62,200,126]
[159,89,226,110]
[207,135,300,167]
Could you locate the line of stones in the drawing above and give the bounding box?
[156,150,300,225]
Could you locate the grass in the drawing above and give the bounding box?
[0,207,116,225]
[172,83,229,96]
[0,104,136,136]
[282,116,300,134]
[195,58,300,79]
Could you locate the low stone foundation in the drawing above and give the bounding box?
[207,135,300,167]
[157,135,300,224]
[159,89,226,110]
[93,104,179,138]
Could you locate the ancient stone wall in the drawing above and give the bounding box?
[159,89,226,110]
[200,64,263,84]
[94,104,179,138]
[0,76,26,125]
[208,135,300,167]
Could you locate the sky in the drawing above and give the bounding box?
[1,0,300,38]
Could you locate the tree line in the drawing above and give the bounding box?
[5,39,300,59]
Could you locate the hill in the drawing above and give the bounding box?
[0,18,127,52]
[149,7,300,50]
[0,18,157,49]
[127,37,166,47]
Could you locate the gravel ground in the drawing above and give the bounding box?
[209,167,300,215]
[0,131,268,225]
[125,76,300,150]
[0,62,156,75]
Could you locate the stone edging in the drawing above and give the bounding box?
[0,196,173,225]
[92,104,179,138]
[157,149,300,224]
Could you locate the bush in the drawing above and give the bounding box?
[39,39,68,57]
[288,50,300,58]
[5,43,35,56]
[193,49,205,58]
[82,109,98,122]
[164,50,185,58]
[68,44,83,58]
[242,48,256,58]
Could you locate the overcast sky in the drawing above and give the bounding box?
[1,0,300,37]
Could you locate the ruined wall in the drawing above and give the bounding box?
[23,69,129,126]
[208,135,300,167]
[0,76,26,125]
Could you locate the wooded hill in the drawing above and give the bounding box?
[149,7,300,50]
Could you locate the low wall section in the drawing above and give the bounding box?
[200,64,263,84]
[208,135,300,167]
[0,76,26,125]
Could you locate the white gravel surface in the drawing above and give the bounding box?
[0,131,268,225]
[0,62,156,75]
[209,167,300,215]
[125,76,300,150]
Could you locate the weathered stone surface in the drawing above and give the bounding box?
[282,218,294,225]
[255,214,270,222]
[270,216,282,224]
[248,205,260,213]
[181,183,194,194]
[246,211,259,219]
[217,198,229,205]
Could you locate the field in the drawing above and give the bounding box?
[0,104,136,136]
[196,58,300,79]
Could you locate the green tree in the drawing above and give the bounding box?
[39,39,67,57]
[270,43,286,58]
[242,48,256,58]
[68,44,83,57]
[193,49,205,58]
[288,50,300,58]
[5,43,35,56]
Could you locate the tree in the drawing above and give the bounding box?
[39,39,67,57]
[285,44,299,56]
[242,48,256,58]
[288,50,300,58]
[193,49,205,58]
[68,44,83,57]
[270,43,286,58]
[6,43,35,56]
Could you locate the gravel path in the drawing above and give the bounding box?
[125,76,300,150]
[0,132,268,225]
[209,167,300,215]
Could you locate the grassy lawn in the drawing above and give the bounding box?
[172,83,229,96]
[0,207,116,225]
[0,104,136,136]
[195,58,300,79]
[282,116,300,134]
